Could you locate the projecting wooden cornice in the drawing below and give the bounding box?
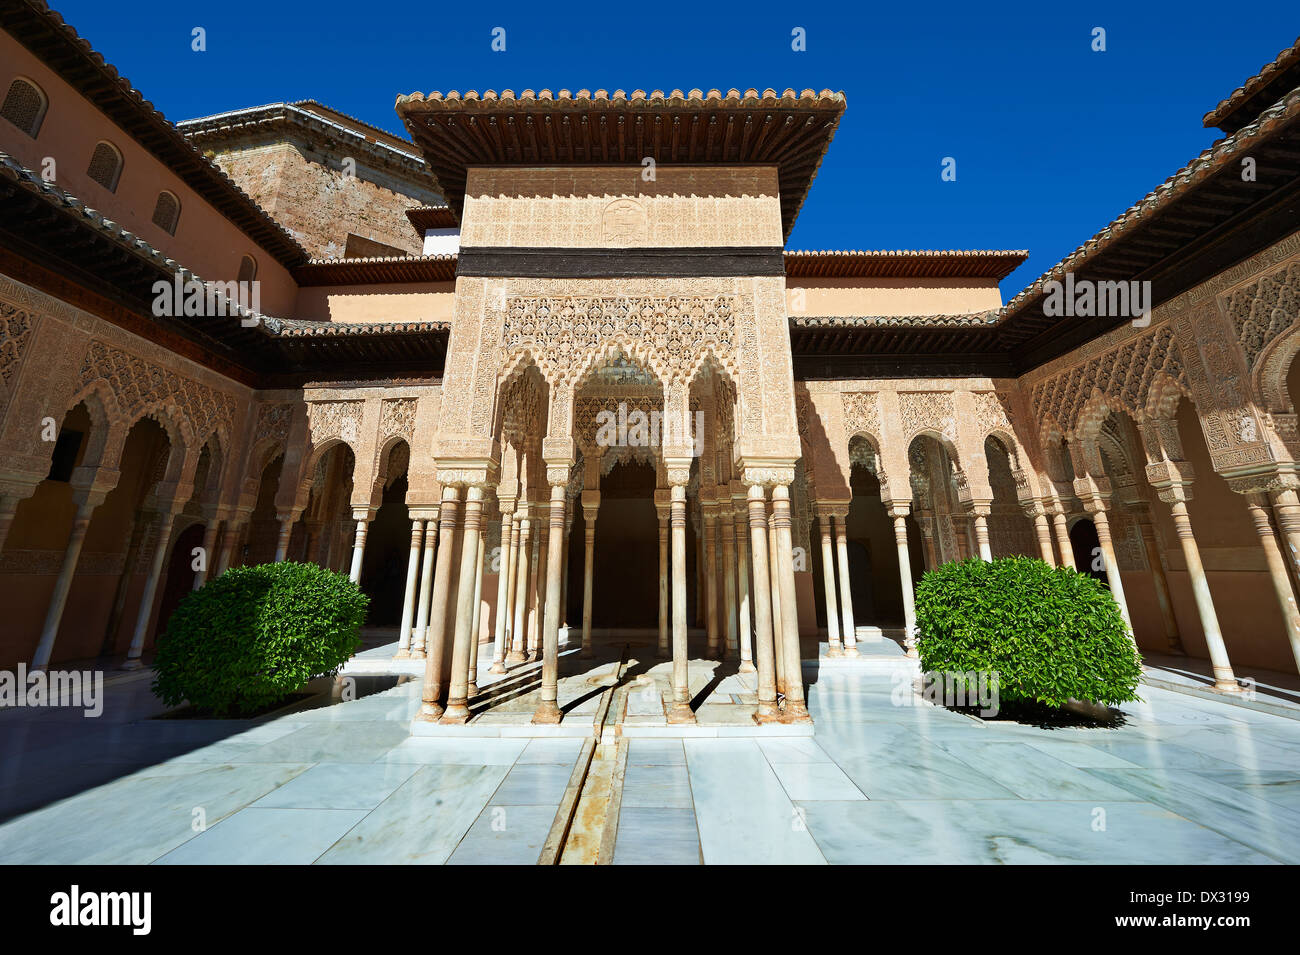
[395,88,845,241]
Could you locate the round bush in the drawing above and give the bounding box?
[914,556,1141,710]
[152,561,368,717]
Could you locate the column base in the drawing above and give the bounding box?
[842,646,860,659]
[466,681,479,697]
[393,648,411,660]
[415,702,445,721]
[1212,680,1245,695]
[120,657,143,671]
[738,661,756,674]
[531,702,563,724]
[579,646,594,659]
[667,702,697,724]
[489,661,507,674]
[526,650,538,663]
[439,702,471,724]
[781,701,812,723]
[409,649,426,660]
[656,645,670,659]
[753,701,781,723]
[826,643,844,658]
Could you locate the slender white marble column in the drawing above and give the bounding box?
[215,518,244,574]
[468,525,486,695]
[1087,502,1135,636]
[441,487,484,723]
[1158,491,1238,690]
[123,505,182,669]
[747,484,778,720]
[348,511,370,584]
[656,501,670,658]
[417,488,461,720]
[395,519,425,658]
[1268,487,1300,583]
[273,513,295,562]
[530,514,548,661]
[767,503,785,693]
[1245,493,1300,675]
[534,481,567,724]
[410,510,439,658]
[703,504,720,658]
[192,519,221,589]
[1028,506,1055,565]
[720,507,738,658]
[970,505,993,561]
[833,513,857,655]
[580,499,598,658]
[668,481,694,723]
[772,484,809,721]
[732,499,755,673]
[1052,508,1075,570]
[491,508,514,674]
[1134,512,1182,653]
[890,505,918,656]
[31,496,98,670]
[818,509,842,656]
[508,510,532,664]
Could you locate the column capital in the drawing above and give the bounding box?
[815,500,850,521]
[741,464,796,488]
[887,502,912,520]
[664,457,693,488]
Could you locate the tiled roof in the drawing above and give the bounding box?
[2,0,308,267]
[1203,36,1300,132]
[406,205,459,232]
[790,312,998,329]
[1002,84,1300,322]
[395,88,845,240]
[292,254,458,285]
[784,250,1027,280]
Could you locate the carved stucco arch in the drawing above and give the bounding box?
[60,378,124,473]
[1253,320,1300,413]
[1144,369,1196,422]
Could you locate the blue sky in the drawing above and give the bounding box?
[53,0,1298,298]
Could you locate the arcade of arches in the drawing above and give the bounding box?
[3,76,1300,730]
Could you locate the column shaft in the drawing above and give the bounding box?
[733,507,755,672]
[491,512,514,674]
[772,485,809,720]
[833,515,857,655]
[892,508,918,655]
[668,485,694,723]
[417,490,460,719]
[1052,511,1075,569]
[747,485,778,720]
[508,515,531,663]
[32,502,95,670]
[441,487,484,723]
[657,509,670,658]
[819,517,842,655]
[123,509,179,668]
[1166,499,1237,689]
[396,519,424,657]
[411,514,439,658]
[1246,496,1300,675]
[533,483,566,724]
[193,520,221,589]
[581,509,597,658]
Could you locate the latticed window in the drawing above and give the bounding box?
[237,254,257,282]
[86,141,123,192]
[152,191,180,235]
[0,78,47,138]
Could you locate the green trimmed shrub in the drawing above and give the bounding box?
[914,556,1141,711]
[152,561,368,717]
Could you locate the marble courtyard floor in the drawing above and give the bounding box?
[1,639,1299,864]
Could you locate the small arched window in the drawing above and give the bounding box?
[151,191,180,235]
[237,254,257,283]
[86,141,123,192]
[0,77,48,138]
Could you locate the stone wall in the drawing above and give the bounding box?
[212,143,437,259]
